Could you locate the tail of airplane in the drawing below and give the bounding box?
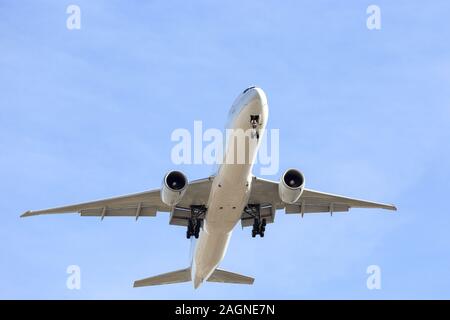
[133,267,254,288]
[206,269,254,285]
[133,268,191,287]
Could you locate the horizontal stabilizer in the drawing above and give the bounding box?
[207,269,254,285]
[133,268,191,287]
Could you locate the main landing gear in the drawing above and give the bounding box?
[186,205,206,239]
[244,204,266,238]
[252,218,266,238]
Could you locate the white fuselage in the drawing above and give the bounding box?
[191,87,268,288]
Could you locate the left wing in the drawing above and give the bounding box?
[248,176,396,219]
[21,177,212,220]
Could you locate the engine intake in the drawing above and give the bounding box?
[161,171,188,206]
[279,169,305,204]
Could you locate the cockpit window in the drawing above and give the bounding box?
[243,86,256,94]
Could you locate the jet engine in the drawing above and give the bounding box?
[278,169,305,204]
[161,170,188,206]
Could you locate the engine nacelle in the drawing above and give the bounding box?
[278,168,305,204]
[161,170,188,206]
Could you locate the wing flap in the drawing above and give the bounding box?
[285,203,349,214]
[80,206,157,217]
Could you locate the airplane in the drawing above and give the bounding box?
[21,86,397,289]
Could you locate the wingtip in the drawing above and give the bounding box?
[390,204,397,211]
[20,210,33,218]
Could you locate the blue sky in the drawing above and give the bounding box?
[1,0,450,299]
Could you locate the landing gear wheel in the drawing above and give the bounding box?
[194,221,201,238]
[246,204,269,238]
[250,129,260,140]
[194,225,200,239]
[251,220,266,238]
[250,115,260,129]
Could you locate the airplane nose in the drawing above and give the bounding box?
[243,86,256,94]
[242,86,267,105]
[247,87,267,106]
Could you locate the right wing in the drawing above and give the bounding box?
[21,177,213,220]
[289,188,397,214]
[248,176,396,220]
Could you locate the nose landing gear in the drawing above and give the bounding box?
[250,115,260,140]
[250,115,260,129]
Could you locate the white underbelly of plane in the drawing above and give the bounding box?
[192,87,268,288]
